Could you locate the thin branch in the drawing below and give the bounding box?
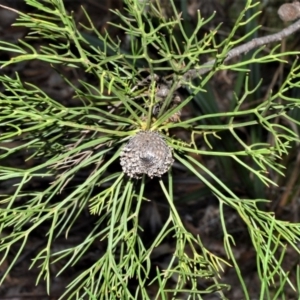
[179,17,300,88]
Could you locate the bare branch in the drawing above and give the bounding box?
[179,17,300,88]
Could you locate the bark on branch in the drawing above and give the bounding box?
[179,16,300,88]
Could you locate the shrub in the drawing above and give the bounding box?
[0,0,300,299]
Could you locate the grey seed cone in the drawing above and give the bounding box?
[120,131,174,178]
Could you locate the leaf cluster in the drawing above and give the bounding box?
[0,0,300,299]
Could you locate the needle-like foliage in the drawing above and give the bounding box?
[0,0,300,299]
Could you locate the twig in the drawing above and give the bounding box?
[179,17,300,88]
